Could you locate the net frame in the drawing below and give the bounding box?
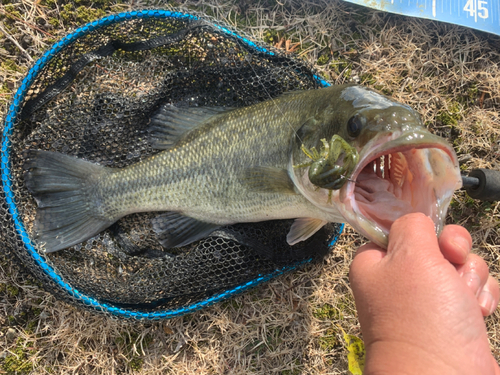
[1,9,343,320]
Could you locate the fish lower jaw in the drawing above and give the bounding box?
[339,144,461,248]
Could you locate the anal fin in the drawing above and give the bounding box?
[287,218,327,245]
[151,212,220,248]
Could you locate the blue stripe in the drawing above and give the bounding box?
[329,222,344,247]
[314,75,331,88]
[1,10,338,319]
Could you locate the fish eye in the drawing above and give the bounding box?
[347,115,364,138]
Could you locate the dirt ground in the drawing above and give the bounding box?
[1,0,499,373]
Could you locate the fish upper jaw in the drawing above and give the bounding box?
[337,129,462,248]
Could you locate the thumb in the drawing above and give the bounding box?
[386,212,441,261]
[350,213,442,286]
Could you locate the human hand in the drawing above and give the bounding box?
[349,212,500,375]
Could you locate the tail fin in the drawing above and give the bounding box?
[23,150,113,253]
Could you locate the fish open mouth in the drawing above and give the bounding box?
[339,133,462,247]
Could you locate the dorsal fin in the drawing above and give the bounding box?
[148,105,233,149]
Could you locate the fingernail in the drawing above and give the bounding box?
[478,291,496,316]
[450,237,471,259]
[463,272,481,296]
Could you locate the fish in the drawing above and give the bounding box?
[23,84,462,253]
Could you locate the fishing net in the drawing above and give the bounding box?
[1,9,342,319]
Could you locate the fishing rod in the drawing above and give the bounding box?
[462,169,500,201]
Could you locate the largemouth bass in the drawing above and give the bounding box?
[23,84,462,253]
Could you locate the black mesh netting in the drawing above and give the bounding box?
[1,10,342,319]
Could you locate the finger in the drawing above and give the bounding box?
[438,225,472,265]
[456,253,490,297]
[477,276,500,316]
[386,213,439,257]
[478,275,500,316]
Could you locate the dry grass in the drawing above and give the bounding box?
[1,0,499,373]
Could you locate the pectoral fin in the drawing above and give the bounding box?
[287,218,327,245]
[148,105,233,149]
[152,212,220,248]
[243,166,297,194]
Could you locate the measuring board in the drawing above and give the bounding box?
[343,0,500,37]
